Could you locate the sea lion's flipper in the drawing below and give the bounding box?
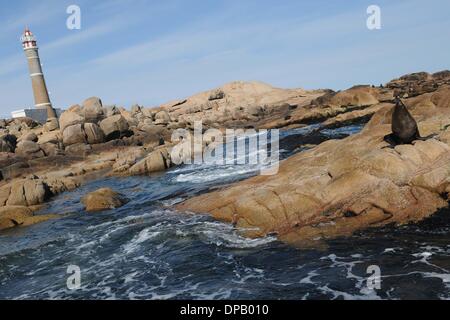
[383,133,400,146]
[416,133,439,141]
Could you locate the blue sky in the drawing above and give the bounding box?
[0,0,449,117]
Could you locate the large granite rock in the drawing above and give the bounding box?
[82,97,104,123]
[63,124,87,146]
[15,140,45,158]
[84,123,105,144]
[2,178,50,207]
[59,109,85,132]
[129,148,171,175]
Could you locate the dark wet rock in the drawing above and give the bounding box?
[0,134,17,152]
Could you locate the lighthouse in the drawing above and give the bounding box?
[20,28,59,129]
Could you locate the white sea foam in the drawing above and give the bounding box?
[122,228,161,254]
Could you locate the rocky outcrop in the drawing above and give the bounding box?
[177,85,450,247]
[161,81,327,129]
[0,206,58,231]
[387,70,450,98]
[81,188,128,212]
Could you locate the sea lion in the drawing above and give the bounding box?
[389,97,421,144]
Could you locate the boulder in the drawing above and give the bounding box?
[39,142,60,156]
[129,148,171,175]
[119,109,139,127]
[81,188,128,212]
[5,178,50,207]
[84,123,105,144]
[82,97,104,123]
[63,124,86,146]
[99,115,129,140]
[59,111,85,132]
[15,140,44,158]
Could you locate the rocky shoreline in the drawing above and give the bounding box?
[1,71,450,247]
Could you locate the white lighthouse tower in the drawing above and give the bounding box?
[18,28,59,129]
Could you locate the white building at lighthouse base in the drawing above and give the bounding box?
[11,108,63,124]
